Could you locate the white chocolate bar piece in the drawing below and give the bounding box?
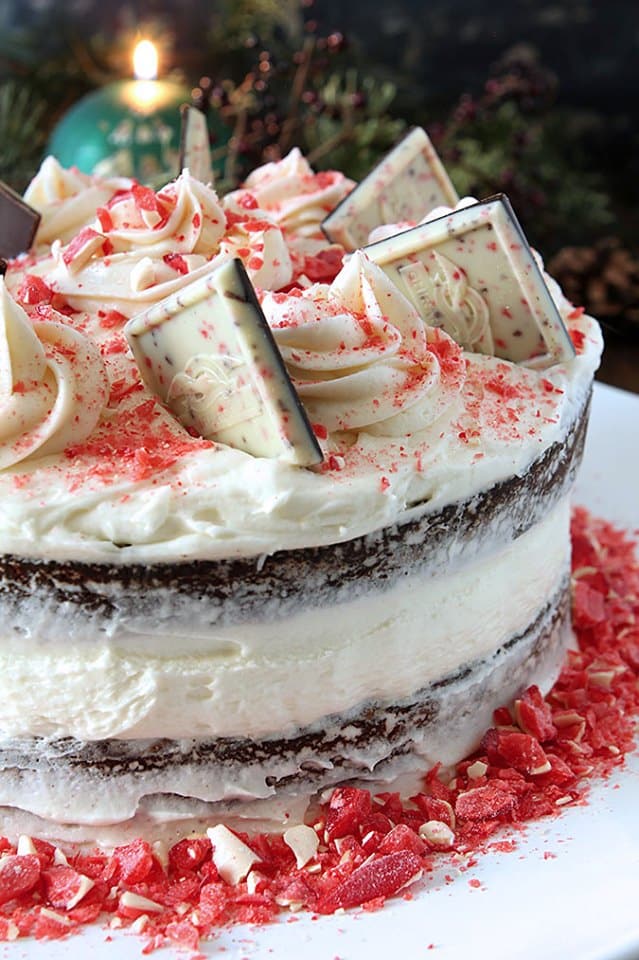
[364,194,575,366]
[179,105,213,184]
[125,258,323,466]
[322,127,459,251]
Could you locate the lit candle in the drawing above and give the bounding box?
[48,40,190,182]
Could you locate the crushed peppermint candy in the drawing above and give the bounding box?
[0,507,636,952]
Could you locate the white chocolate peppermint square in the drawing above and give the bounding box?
[179,105,213,184]
[322,127,458,251]
[125,258,323,466]
[364,194,575,366]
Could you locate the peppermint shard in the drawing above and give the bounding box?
[322,126,459,251]
[125,258,323,465]
[364,194,575,366]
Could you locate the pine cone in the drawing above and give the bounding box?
[548,237,639,333]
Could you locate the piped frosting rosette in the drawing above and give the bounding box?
[219,193,293,291]
[94,173,226,256]
[0,279,108,469]
[24,156,133,247]
[42,172,293,318]
[262,252,466,437]
[227,148,355,238]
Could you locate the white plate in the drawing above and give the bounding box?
[6,382,639,960]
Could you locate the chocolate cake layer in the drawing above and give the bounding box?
[0,576,570,826]
[0,396,590,629]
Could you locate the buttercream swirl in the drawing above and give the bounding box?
[24,156,133,247]
[0,279,108,468]
[93,172,226,256]
[219,194,293,290]
[227,148,354,238]
[41,172,292,318]
[263,252,465,435]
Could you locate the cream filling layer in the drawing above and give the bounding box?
[0,498,570,741]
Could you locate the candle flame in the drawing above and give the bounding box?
[133,40,158,81]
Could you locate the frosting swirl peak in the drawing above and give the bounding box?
[0,279,108,469]
[228,148,355,238]
[263,252,465,435]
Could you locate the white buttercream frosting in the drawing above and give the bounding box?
[219,193,293,290]
[25,168,293,321]
[91,172,226,256]
[227,147,355,237]
[264,252,465,434]
[0,254,601,561]
[0,279,108,469]
[0,159,602,566]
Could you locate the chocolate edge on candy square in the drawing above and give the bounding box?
[125,258,324,467]
[179,104,213,184]
[364,193,576,367]
[321,126,459,251]
[0,181,41,260]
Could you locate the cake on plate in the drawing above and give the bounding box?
[0,140,602,843]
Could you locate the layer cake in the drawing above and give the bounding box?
[0,149,602,842]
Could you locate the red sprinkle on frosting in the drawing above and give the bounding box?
[162,253,189,275]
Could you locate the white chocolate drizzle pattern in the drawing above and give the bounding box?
[398,251,493,354]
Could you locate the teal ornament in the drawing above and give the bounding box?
[48,79,192,183]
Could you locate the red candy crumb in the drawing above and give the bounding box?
[162,253,189,275]
[0,855,41,905]
[0,508,635,952]
[41,866,92,910]
[98,309,127,330]
[16,274,53,305]
[316,851,422,914]
[300,247,344,283]
[112,839,155,886]
[570,328,587,352]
